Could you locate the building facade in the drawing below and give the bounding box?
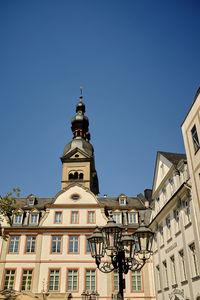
[181,86,200,273]
[149,152,200,300]
[0,95,155,300]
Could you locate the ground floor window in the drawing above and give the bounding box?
[67,269,78,291]
[21,270,33,291]
[48,269,60,291]
[4,270,15,289]
[131,270,142,291]
[85,270,96,291]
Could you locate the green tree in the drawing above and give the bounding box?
[0,187,20,239]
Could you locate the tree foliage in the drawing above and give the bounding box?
[0,188,20,239]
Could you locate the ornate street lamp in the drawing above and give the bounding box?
[87,216,154,300]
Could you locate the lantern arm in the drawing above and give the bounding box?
[97,261,115,273]
[129,258,145,271]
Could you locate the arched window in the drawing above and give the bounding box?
[69,173,74,180]
[79,173,84,180]
[74,172,78,179]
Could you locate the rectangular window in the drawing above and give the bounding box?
[85,270,96,291]
[173,210,180,232]
[21,270,33,291]
[51,236,62,253]
[30,215,38,225]
[189,243,199,277]
[9,236,20,253]
[69,236,79,253]
[159,225,164,245]
[166,217,171,239]
[179,250,187,281]
[71,211,78,224]
[88,211,95,224]
[156,266,161,291]
[86,238,91,253]
[163,261,169,288]
[55,212,62,224]
[3,270,15,289]
[25,236,36,253]
[129,213,137,224]
[113,214,121,224]
[49,269,60,291]
[14,214,22,224]
[113,270,119,291]
[183,199,191,225]
[191,125,200,153]
[67,269,78,291]
[131,270,142,291]
[120,198,125,205]
[170,256,177,285]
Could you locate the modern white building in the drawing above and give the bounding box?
[149,151,200,300]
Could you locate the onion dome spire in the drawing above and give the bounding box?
[71,87,91,141]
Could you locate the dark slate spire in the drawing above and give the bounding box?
[71,88,91,141]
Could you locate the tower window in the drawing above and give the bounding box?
[69,173,74,180]
[74,172,78,179]
[79,173,84,180]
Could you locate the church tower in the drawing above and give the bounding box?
[60,90,99,195]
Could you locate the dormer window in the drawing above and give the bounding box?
[14,214,22,224]
[119,194,127,206]
[27,194,36,206]
[13,210,23,225]
[129,212,138,224]
[29,199,34,205]
[30,214,38,225]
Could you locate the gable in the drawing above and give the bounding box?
[70,150,89,159]
[54,185,99,205]
[152,153,173,196]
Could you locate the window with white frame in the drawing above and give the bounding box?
[163,261,169,288]
[179,250,187,281]
[21,270,33,291]
[159,225,164,245]
[13,214,23,224]
[9,236,20,253]
[166,216,171,240]
[156,266,161,291]
[191,124,200,153]
[119,198,126,205]
[88,211,95,224]
[30,214,38,225]
[170,256,177,285]
[183,199,191,225]
[69,236,79,253]
[48,269,60,291]
[173,209,180,232]
[129,213,137,224]
[85,270,96,291]
[25,236,36,253]
[131,270,142,291]
[189,243,199,277]
[113,213,121,223]
[3,270,15,289]
[55,212,62,224]
[67,269,78,291]
[113,270,119,291]
[51,236,62,253]
[71,211,78,224]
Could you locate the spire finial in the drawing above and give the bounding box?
[80,86,83,101]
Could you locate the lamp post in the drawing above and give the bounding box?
[87,216,154,300]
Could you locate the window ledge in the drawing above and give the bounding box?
[181,280,188,285]
[184,222,192,229]
[167,237,172,244]
[172,284,178,288]
[192,275,200,282]
[175,230,181,237]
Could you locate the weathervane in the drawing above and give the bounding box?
[80,86,83,101]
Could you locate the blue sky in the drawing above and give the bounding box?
[0,0,200,198]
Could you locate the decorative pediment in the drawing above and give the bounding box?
[53,184,99,206]
[152,152,173,196]
[30,208,39,214]
[62,147,91,161]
